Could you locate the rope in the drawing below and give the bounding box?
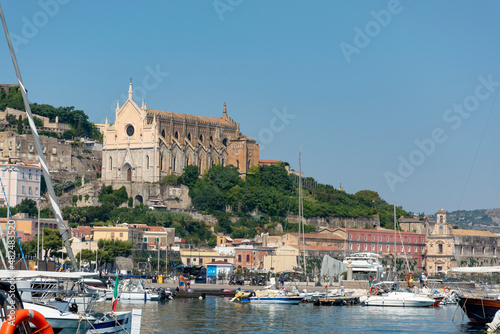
[109,312,130,334]
[482,297,486,322]
[32,322,51,334]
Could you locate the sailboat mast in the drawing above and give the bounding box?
[394,203,397,276]
[297,151,302,270]
[299,150,306,274]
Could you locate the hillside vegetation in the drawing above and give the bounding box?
[0,85,102,140]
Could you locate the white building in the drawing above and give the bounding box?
[0,158,42,206]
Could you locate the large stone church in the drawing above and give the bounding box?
[102,83,259,185]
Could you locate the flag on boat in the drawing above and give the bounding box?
[111,274,119,311]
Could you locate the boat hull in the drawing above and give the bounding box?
[242,296,303,304]
[88,311,132,334]
[364,292,434,307]
[119,291,160,301]
[457,296,500,323]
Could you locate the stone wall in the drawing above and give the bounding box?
[287,215,380,230]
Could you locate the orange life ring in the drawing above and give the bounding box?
[370,286,378,295]
[0,309,54,334]
[444,286,450,293]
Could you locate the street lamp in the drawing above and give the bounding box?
[36,197,46,271]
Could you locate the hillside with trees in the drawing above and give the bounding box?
[61,163,411,246]
[0,85,102,140]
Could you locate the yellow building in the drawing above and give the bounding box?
[425,209,454,274]
[92,224,145,249]
[262,245,298,273]
[180,249,234,267]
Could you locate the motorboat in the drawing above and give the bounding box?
[343,252,385,280]
[233,289,303,304]
[363,289,435,307]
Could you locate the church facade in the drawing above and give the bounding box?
[102,84,259,185]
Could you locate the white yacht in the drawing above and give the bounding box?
[363,289,435,307]
[343,252,385,280]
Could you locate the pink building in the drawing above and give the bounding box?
[346,228,426,268]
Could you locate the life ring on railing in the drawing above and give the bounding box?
[0,309,54,334]
[444,286,451,293]
[369,286,378,295]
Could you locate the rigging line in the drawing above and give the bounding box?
[0,174,27,269]
[0,2,77,268]
[457,87,499,210]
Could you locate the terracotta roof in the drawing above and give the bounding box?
[207,261,233,265]
[289,245,342,251]
[289,233,344,240]
[452,229,498,237]
[346,228,424,236]
[148,109,235,128]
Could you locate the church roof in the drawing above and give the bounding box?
[452,229,498,237]
[147,109,235,128]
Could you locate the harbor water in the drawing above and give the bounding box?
[106,297,488,333]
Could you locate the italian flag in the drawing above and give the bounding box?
[111,274,119,311]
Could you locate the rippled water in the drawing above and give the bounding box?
[106,298,488,334]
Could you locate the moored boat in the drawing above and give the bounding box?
[364,290,435,307]
[457,295,500,323]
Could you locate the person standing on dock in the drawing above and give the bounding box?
[179,273,186,291]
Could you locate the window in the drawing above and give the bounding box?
[349,235,352,240]
[143,237,147,242]
[415,238,417,243]
[187,133,191,141]
[364,244,367,251]
[386,245,390,252]
[21,186,25,194]
[379,245,382,251]
[146,155,149,169]
[119,233,123,238]
[28,187,32,195]
[357,244,360,250]
[357,235,360,241]
[349,244,353,250]
[109,157,113,170]
[421,238,424,243]
[36,172,39,180]
[364,235,367,241]
[199,258,203,265]
[372,236,375,241]
[387,237,390,242]
[224,259,227,262]
[238,255,241,262]
[415,246,418,253]
[408,246,411,253]
[212,259,215,262]
[438,244,443,254]
[29,173,32,180]
[22,172,25,179]
[187,258,191,265]
[371,245,375,251]
[246,255,250,262]
[379,236,382,241]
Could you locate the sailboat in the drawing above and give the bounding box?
[363,204,435,307]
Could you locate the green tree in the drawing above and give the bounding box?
[16,198,38,217]
[17,115,23,133]
[181,165,199,189]
[41,229,62,261]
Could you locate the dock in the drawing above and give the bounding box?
[313,296,360,306]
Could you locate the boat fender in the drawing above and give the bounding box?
[369,286,378,295]
[0,309,54,334]
[444,286,450,293]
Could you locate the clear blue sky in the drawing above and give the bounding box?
[1,1,500,215]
